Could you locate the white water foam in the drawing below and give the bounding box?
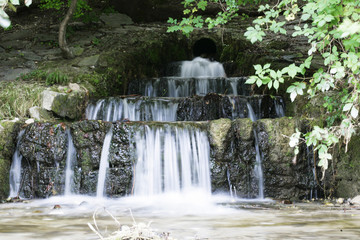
[9,130,25,198]
[247,102,265,199]
[64,129,77,196]
[96,127,113,198]
[133,125,211,196]
[181,57,226,78]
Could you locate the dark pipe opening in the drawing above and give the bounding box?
[193,38,217,59]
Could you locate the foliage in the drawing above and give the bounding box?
[45,70,69,86]
[245,0,360,179]
[167,0,268,36]
[0,81,45,119]
[17,69,47,82]
[170,0,360,178]
[39,0,92,19]
[0,0,32,28]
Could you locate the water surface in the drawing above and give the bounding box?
[1,194,359,240]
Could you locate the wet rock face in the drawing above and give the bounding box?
[15,121,135,198]
[0,121,21,199]
[209,118,258,198]
[19,122,68,198]
[255,118,317,200]
[106,122,134,196]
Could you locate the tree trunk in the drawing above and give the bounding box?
[59,0,78,59]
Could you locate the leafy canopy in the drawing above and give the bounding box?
[169,0,360,179]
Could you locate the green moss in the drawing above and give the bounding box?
[0,121,20,200]
[209,118,232,151]
[232,118,253,141]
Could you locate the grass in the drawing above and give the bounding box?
[0,81,46,120]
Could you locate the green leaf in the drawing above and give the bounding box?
[274,80,279,90]
[343,103,352,111]
[245,76,257,84]
[263,63,271,69]
[351,107,359,118]
[256,79,262,87]
[254,64,262,72]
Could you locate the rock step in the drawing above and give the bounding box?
[86,94,284,122]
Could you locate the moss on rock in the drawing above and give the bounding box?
[209,118,232,154]
[335,133,360,198]
[0,121,21,200]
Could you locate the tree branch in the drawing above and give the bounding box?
[59,0,78,59]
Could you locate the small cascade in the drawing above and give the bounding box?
[306,146,318,199]
[275,98,285,118]
[64,129,77,196]
[96,127,113,198]
[135,77,249,97]
[247,102,265,199]
[9,130,25,198]
[133,125,211,196]
[86,97,178,122]
[253,132,264,199]
[181,57,226,78]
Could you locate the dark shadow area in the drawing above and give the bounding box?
[193,38,217,59]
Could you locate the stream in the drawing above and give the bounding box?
[1,194,360,239]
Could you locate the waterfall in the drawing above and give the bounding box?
[275,98,285,117]
[181,57,226,78]
[133,125,211,196]
[64,129,76,196]
[96,127,113,198]
[9,130,25,198]
[247,102,265,199]
[86,98,178,122]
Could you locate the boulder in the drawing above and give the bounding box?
[41,86,88,120]
[28,106,53,121]
[76,55,100,67]
[100,13,134,27]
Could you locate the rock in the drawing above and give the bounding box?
[41,89,88,120]
[69,83,81,92]
[100,13,134,27]
[42,90,66,111]
[71,46,84,57]
[350,195,360,205]
[0,40,32,50]
[76,55,100,67]
[1,29,34,42]
[254,118,312,200]
[28,106,53,121]
[18,51,42,61]
[209,118,232,155]
[25,119,35,124]
[0,47,5,53]
[0,121,21,200]
[0,68,32,81]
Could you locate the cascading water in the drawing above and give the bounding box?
[86,97,178,122]
[133,125,211,196]
[64,129,76,196]
[181,57,226,78]
[247,102,265,199]
[9,130,25,198]
[96,127,113,198]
